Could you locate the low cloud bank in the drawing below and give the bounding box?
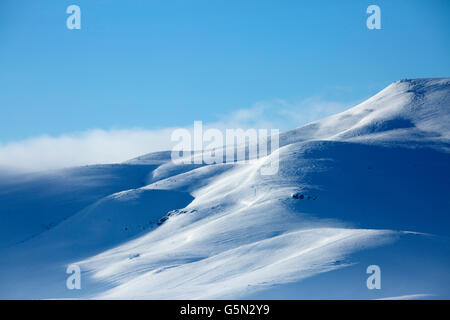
[0,128,176,172]
[0,97,352,172]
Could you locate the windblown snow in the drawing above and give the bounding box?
[0,78,449,299]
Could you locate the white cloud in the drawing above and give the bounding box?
[0,128,176,172]
[214,96,351,131]
[0,97,353,172]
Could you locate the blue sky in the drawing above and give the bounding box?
[0,0,449,161]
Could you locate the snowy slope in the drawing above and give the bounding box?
[0,164,159,248]
[279,78,450,145]
[0,78,449,299]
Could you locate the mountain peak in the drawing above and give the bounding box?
[281,77,450,146]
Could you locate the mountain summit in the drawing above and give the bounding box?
[280,78,450,145]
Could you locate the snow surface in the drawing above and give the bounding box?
[0,78,449,299]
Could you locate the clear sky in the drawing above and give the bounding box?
[1,0,449,143]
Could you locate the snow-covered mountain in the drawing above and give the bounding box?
[0,78,449,299]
